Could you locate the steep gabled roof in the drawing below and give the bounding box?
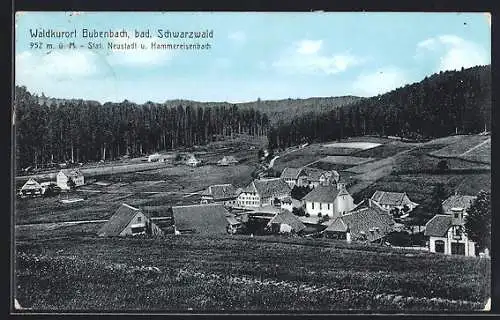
[97,203,141,237]
[302,184,342,203]
[201,184,237,200]
[59,169,84,178]
[424,215,452,237]
[370,191,414,207]
[280,168,303,180]
[172,204,229,234]
[442,195,477,214]
[267,210,306,232]
[243,178,291,199]
[325,207,395,242]
[21,178,42,190]
[302,168,325,181]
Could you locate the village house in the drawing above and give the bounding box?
[97,203,163,237]
[226,214,248,234]
[171,203,230,235]
[237,178,291,208]
[301,168,340,188]
[200,184,239,207]
[217,155,238,166]
[265,210,306,235]
[370,191,419,213]
[56,169,84,190]
[302,183,355,219]
[19,178,43,197]
[424,195,477,256]
[186,154,201,167]
[148,153,169,162]
[280,167,307,188]
[324,199,395,242]
[280,196,294,212]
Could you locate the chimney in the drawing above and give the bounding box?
[451,207,464,226]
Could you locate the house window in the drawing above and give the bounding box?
[327,203,330,210]
[454,213,459,218]
[320,203,322,210]
[312,203,315,210]
[137,216,142,222]
[435,240,445,253]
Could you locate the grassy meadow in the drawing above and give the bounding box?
[15,235,490,312]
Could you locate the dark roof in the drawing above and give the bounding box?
[325,207,395,242]
[172,204,229,234]
[424,215,452,237]
[280,168,303,180]
[442,195,477,214]
[244,178,291,199]
[370,191,415,207]
[201,184,237,200]
[303,168,325,181]
[267,210,306,232]
[302,184,344,203]
[97,203,141,237]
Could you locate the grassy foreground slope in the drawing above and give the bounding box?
[15,235,490,312]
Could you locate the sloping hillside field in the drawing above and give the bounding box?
[15,235,490,312]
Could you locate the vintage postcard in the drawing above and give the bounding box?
[13,11,492,313]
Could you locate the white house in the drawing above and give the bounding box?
[302,183,355,219]
[237,178,291,208]
[424,195,477,256]
[217,156,238,166]
[186,154,201,167]
[370,191,419,212]
[56,169,84,190]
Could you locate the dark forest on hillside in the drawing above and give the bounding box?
[15,65,491,170]
[268,65,491,149]
[15,87,270,169]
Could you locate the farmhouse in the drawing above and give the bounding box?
[56,169,84,190]
[19,178,43,197]
[200,184,238,206]
[424,195,477,256]
[148,153,168,162]
[226,215,245,234]
[324,199,395,242]
[265,210,306,234]
[280,167,307,188]
[97,203,163,237]
[301,168,339,188]
[280,196,294,212]
[370,191,418,212]
[172,204,230,235]
[217,155,238,166]
[237,178,291,208]
[302,183,355,218]
[186,154,201,167]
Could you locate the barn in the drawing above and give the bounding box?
[172,204,230,235]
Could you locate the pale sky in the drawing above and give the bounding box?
[15,12,491,104]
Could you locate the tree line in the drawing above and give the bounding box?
[15,86,269,169]
[267,65,491,149]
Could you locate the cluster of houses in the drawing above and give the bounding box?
[18,169,85,197]
[20,157,481,257]
[96,164,481,257]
